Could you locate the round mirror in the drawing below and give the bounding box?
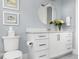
[38,3,56,24]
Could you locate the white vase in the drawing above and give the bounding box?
[56,26,59,32]
[56,26,62,32]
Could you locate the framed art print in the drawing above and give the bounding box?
[3,0,19,10]
[3,11,19,25]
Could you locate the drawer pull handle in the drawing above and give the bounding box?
[67,47,71,49]
[67,40,72,42]
[39,44,46,46]
[39,36,46,37]
[57,34,60,41]
[39,55,47,57]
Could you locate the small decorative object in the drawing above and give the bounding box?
[49,19,64,31]
[8,26,15,36]
[3,0,19,10]
[3,11,19,25]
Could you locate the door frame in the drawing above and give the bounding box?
[73,0,78,55]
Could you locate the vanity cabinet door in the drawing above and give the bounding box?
[49,33,60,58]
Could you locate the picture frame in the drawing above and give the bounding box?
[3,11,19,25]
[3,0,19,10]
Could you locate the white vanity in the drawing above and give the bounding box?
[26,29,72,59]
[26,1,73,59]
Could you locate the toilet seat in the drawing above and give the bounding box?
[3,50,22,59]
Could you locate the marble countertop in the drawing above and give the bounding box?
[26,28,72,33]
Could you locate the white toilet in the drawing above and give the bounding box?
[2,36,23,59]
[2,27,23,59]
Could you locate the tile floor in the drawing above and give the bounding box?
[52,54,78,59]
[0,53,78,59]
[23,53,78,59]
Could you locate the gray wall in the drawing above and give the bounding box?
[0,0,48,53]
[0,0,76,54]
[61,0,76,31]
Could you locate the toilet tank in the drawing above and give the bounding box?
[2,36,20,51]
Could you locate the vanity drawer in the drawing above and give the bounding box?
[66,40,72,43]
[66,43,72,46]
[66,46,72,50]
[61,33,72,38]
[61,33,72,36]
[65,35,72,40]
[34,33,48,39]
[34,39,48,51]
[66,37,72,41]
[36,50,48,59]
[66,43,72,50]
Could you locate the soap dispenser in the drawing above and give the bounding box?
[66,16,71,26]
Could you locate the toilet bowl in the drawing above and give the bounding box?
[3,50,22,59]
[2,36,23,59]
